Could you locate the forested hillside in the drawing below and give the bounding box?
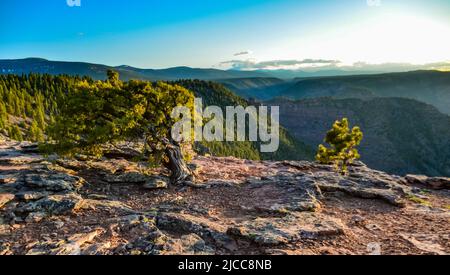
[0,74,89,141]
[271,97,450,176]
[0,74,313,161]
[217,77,290,100]
[174,80,314,161]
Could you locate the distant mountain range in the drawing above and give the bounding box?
[0,58,394,81]
[278,71,450,115]
[0,58,270,81]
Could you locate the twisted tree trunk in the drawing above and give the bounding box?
[162,138,194,185]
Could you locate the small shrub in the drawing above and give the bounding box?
[316,118,363,174]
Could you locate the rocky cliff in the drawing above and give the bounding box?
[0,141,449,255]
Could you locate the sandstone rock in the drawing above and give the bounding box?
[24,172,84,192]
[105,172,153,184]
[120,228,167,255]
[55,159,89,171]
[228,213,346,245]
[67,228,105,246]
[113,214,156,233]
[0,242,12,255]
[180,233,208,252]
[0,174,18,184]
[81,242,112,255]
[87,194,110,200]
[18,193,83,216]
[0,224,11,235]
[241,174,322,213]
[350,215,366,225]
[400,233,447,255]
[310,168,408,207]
[405,175,450,190]
[80,199,135,213]
[53,221,65,229]
[0,193,15,209]
[16,191,49,201]
[142,177,169,190]
[157,212,235,250]
[159,233,214,255]
[26,229,105,255]
[0,154,44,165]
[25,212,47,223]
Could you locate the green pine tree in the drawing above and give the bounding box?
[316,118,363,174]
[28,120,44,142]
[8,125,23,141]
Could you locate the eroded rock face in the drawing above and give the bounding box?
[405,175,450,190]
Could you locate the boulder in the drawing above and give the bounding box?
[24,172,84,192]
[105,172,153,184]
[18,193,83,216]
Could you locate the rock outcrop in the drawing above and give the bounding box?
[0,141,449,255]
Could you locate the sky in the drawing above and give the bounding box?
[1,0,450,70]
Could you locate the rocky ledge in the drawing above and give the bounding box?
[0,141,449,255]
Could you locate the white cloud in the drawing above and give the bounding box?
[219,58,450,72]
[220,59,341,70]
[233,50,253,57]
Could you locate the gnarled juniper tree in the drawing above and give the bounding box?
[316,118,363,174]
[48,70,195,185]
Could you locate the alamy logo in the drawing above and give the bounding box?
[171,98,280,153]
[67,0,81,7]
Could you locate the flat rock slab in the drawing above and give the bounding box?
[400,233,448,255]
[405,175,450,190]
[24,172,84,192]
[242,173,322,213]
[26,229,105,255]
[307,165,411,206]
[157,212,236,250]
[17,193,83,216]
[228,212,346,245]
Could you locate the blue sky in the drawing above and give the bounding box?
[1,0,449,69]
